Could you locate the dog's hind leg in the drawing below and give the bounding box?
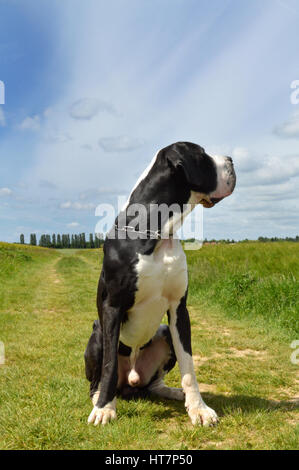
[137,325,184,401]
[149,326,185,401]
[148,379,185,400]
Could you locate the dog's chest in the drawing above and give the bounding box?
[120,239,188,349]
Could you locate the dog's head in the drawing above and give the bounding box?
[165,142,236,207]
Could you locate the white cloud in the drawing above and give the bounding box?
[276,0,299,15]
[239,153,299,187]
[0,107,6,127]
[69,98,116,120]
[274,111,299,139]
[98,135,145,153]
[255,155,299,184]
[67,221,80,227]
[81,144,93,151]
[60,201,96,210]
[19,115,41,131]
[0,187,12,196]
[230,145,299,189]
[232,147,258,172]
[43,107,53,118]
[79,188,128,200]
[45,131,72,143]
[39,180,57,189]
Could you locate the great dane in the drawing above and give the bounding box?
[85,141,236,426]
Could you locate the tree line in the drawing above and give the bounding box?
[184,236,299,244]
[19,233,104,249]
[19,233,299,247]
[258,236,299,242]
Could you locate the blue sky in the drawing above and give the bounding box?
[0,0,299,242]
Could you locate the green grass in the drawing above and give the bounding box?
[188,242,299,338]
[0,242,298,449]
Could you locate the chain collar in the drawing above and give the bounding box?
[114,224,161,240]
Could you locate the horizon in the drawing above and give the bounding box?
[1,0,299,242]
[5,232,299,246]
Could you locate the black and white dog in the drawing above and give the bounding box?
[85,142,236,426]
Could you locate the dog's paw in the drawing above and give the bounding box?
[171,388,185,401]
[88,405,117,426]
[188,405,218,426]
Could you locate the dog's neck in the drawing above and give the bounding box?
[114,158,203,245]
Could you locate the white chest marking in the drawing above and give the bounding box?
[120,239,188,349]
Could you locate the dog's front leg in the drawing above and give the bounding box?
[168,295,218,426]
[88,303,120,426]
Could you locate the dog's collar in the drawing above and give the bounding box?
[114,224,161,240]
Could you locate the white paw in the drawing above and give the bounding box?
[188,405,218,426]
[88,405,117,426]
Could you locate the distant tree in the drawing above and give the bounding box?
[20,234,25,244]
[52,234,56,247]
[89,233,94,248]
[39,234,45,247]
[95,232,104,248]
[30,233,37,246]
[45,235,51,247]
[57,234,61,248]
[80,233,86,248]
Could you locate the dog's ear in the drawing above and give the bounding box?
[165,142,206,190]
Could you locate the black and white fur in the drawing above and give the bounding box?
[84,142,236,426]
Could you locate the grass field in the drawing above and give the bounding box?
[0,241,298,449]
